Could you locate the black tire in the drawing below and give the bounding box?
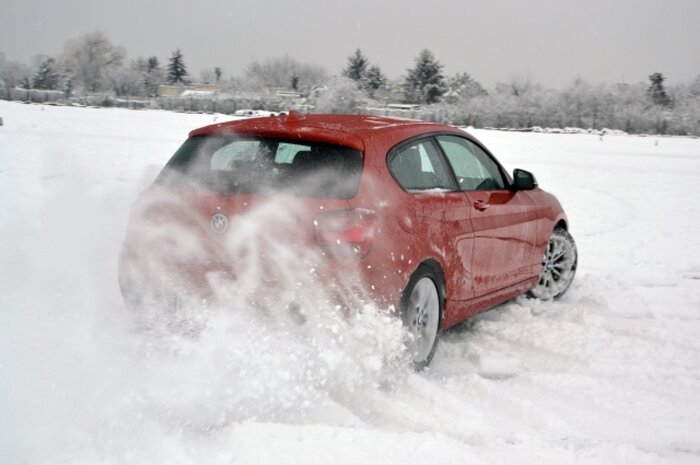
[400,264,444,370]
[528,228,578,301]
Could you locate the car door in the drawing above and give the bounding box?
[435,135,538,297]
[388,137,475,301]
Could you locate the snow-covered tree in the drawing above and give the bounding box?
[341,49,386,98]
[108,66,144,97]
[648,72,671,107]
[167,49,188,85]
[244,56,327,93]
[64,78,73,98]
[446,73,487,100]
[0,60,31,89]
[363,65,386,98]
[554,78,612,129]
[314,76,364,113]
[143,56,163,97]
[200,68,215,84]
[61,31,125,92]
[343,49,369,82]
[496,74,538,98]
[32,57,62,90]
[404,49,447,104]
[200,66,223,85]
[371,78,404,103]
[689,75,700,98]
[491,76,547,128]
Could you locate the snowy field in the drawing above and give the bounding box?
[1,100,700,465]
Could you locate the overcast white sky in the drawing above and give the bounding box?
[1,0,699,88]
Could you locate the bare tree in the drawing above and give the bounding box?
[492,76,546,127]
[61,31,125,92]
[447,73,487,100]
[244,56,327,93]
[108,59,149,97]
[200,68,216,84]
[0,60,32,89]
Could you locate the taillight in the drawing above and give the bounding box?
[314,208,377,258]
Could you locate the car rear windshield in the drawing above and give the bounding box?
[156,135,363,199]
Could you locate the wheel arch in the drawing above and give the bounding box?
[412,257,447,321]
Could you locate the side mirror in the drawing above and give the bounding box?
[512,169,538,190]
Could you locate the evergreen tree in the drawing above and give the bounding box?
[64,78,73,98]
[648,72,671,107]
[343,49,369,82]
[404,49,447,104]
[363,65,386,97]
[144,56,163,97]
[147,56,159,73]
[341,49,386,98]
[32,57,61,90]
[167,49,188,85]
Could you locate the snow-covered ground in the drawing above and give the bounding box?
[1,101,699,465]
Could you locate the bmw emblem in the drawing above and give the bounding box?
[211,213,229,233]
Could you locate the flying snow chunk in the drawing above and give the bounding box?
[477,355,522,379]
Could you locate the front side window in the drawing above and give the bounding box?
[158,136,363,199]
[389,139,456,192]
[437,135,505,191]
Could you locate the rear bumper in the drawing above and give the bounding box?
[117,245,398,313]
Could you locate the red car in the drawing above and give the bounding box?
[119,112,577,368]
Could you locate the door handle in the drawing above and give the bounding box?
[473,200,490,211]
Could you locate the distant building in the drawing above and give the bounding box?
[158,83,223,97]
[386,103,420,111]
[443,90,460,104]
[275,90,304,99]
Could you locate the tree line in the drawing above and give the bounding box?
[1,31,699,135]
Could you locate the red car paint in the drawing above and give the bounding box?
[120,113,569,331]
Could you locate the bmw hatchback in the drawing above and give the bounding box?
[119,112,577,368]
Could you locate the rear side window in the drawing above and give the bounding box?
[389,139,457,192]
[437,135,505,191]
[158,136,363,199]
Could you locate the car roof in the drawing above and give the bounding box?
[188,113,465,152]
